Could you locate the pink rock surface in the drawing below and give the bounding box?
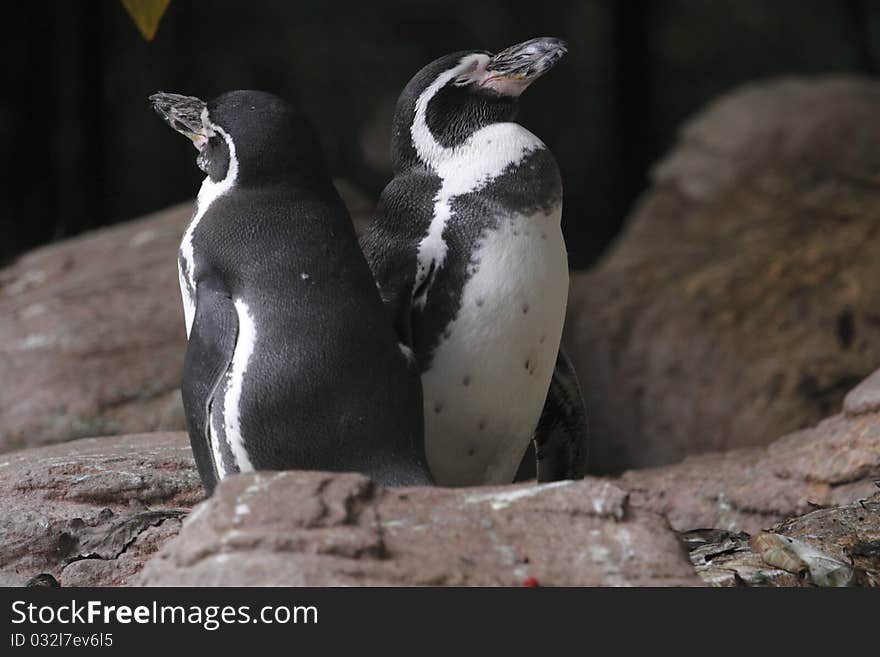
[565,76,880,471]
[139,472,700,587]
[0,432,201,586]
[621,405,880,534]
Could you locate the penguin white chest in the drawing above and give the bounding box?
[422,204,568,486]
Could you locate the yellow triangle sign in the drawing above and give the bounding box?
[121,0,171,42]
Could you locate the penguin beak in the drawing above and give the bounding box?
[482,37,568,96]
[149,92,210,149]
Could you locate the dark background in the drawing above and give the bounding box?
[2,0,878,268]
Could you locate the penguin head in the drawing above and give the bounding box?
[150,90,330,189]
[392,37,567,171]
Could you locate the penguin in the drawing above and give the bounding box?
[150,89,431,495]
[360,37,588,486]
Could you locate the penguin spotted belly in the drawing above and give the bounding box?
[422,205,567,486]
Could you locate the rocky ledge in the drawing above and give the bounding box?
[2,368,877,587]
[620,371,880,534]
[138,472,699,587]
[0,433,202,587]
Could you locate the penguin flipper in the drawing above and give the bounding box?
[364,242,418,353]
[533,347,589,482]
[359,178,428,355]
[181,281,238,495]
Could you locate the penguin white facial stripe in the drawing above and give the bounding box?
[223,299,257,474]
[179,114,239,338]
[410,54,488,171]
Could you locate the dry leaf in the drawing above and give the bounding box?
[751,532,853,587]
[121,0,171,42]
[751,533,807,575]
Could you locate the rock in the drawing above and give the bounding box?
[5,411,873,587]
[844,369,880,416]
[3,431,700,587]
[24,573,61,588]
[0,182,373,453]
[620,387,880,534]
[0,204,192,454]
[0,432,201,587]
[565,76,880,472]
[688,491,880,587]
[139,472,701,587]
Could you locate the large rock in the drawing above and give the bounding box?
[4,389,875,587]
[139,472,701,587]
[0,183,373,453]
[0,430,701,587]
[620,372,880,534]
[0,204,192,453]
[0,432,201,587]
[565,76,880,471]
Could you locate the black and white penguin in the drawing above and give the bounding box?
[361,37,588,486]
[150,90,431,494]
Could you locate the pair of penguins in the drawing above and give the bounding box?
[151,37,588,495]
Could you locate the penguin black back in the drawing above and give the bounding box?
[151,89,431,493]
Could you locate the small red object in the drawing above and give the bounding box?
[521,576,540,587]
